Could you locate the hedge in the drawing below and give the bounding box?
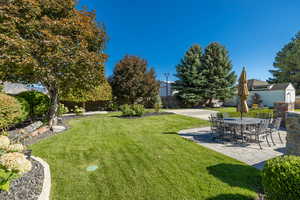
[262,156,300,200]
[16,91,50,118]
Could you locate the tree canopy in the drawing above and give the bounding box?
[0,0,108,126]
[201,42,237,104]
[173,45,206,106]
[268,31,300,93]
[110,55,159,106]
[174,43,236,106]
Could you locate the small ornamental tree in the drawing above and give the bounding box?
[173,45,206,106]
[201,42,237,105]
[0,0,107,127]
[110,55,159,105]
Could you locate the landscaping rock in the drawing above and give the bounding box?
[0,158,44,200]
[24,121,43,133]
[51,125,66,133]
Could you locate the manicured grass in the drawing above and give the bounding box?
[31,113,261,200]
[204,107,236,112]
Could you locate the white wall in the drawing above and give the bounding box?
[248,90,285,107]
[285,84,296,103]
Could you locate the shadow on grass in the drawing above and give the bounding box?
[162,132,178,135]
[206,193,256,200]
[207,163,262,193]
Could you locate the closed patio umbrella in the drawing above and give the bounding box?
[237,67,249,119]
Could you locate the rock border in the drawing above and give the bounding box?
[32,156,51,200]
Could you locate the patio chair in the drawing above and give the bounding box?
[268,117,283,144]
[246,119,271,150]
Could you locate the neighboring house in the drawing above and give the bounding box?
[159,81,175,97]
[3,82,47,95]
[225,79,296,108]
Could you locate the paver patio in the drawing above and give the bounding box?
[179,126,286,170]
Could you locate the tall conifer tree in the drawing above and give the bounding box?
[201,42,236,105]
[173,45,206,106]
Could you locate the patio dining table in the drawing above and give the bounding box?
[223,117,263,125]
[222,117,264,142]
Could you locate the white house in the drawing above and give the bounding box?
[225,79,296,107]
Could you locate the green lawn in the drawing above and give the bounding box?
[31,113,261,200]
[204,107,236,112]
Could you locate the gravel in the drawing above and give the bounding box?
[0,158,44,200]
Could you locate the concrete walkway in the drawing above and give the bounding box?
[63,111,108,117]
[166,109,218,120]
[179,127,286,170]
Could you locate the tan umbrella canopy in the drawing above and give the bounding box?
[237,67,249,118]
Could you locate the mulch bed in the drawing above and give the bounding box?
[118,112,174,119]
[0,158,44,200]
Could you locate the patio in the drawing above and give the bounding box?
[179,126,286,170]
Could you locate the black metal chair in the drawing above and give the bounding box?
[269,117,283,144]
[246,119,271,149]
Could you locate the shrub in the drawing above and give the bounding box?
[16,91,50,118]
[154,95,162,112]
[0,93,22,131]
[132,104,145,116]
[0,136,31,191]
[120,104,145,117]
[15,97,30,123]
[262,156,300,200]
[58,104,69,116]
[120,104,135,116]
[73,106,85,116]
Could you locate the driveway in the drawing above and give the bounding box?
[166,109,217,120]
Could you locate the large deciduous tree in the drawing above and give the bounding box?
[268,32,300,93]
[0,0,107,127]
[173,45,206,106]
[201,42,236,105]
[110,55,159,105]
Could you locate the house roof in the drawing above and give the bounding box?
[247,79,268,90]
[269,83,291,91]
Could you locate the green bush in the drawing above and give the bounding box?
[154,95,162,112]
[16,91,50,118]
[262,156,300,200]
[0,93,22,131]
[58,104,69,116]
[120,104,135,116]
[73,106,85,116]
[120,104,145,117]
[0,167,19,191]
[15,97,30,123]
[132,104,145,116]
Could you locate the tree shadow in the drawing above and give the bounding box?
[162,132,178,135]
[206,193,257,200]
[207,163,262,193]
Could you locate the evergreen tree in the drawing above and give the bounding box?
[110,55,159,105]
[173,45,206,106]
[268,32,300,93]
[201,42,237,105]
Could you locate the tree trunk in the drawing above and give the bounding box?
[48,87,59,129]
[208,98,213,107]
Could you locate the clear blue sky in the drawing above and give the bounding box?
[77,0,300,81]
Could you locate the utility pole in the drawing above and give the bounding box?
[163,73,170,108]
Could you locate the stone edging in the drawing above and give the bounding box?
[32,156,51,200]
